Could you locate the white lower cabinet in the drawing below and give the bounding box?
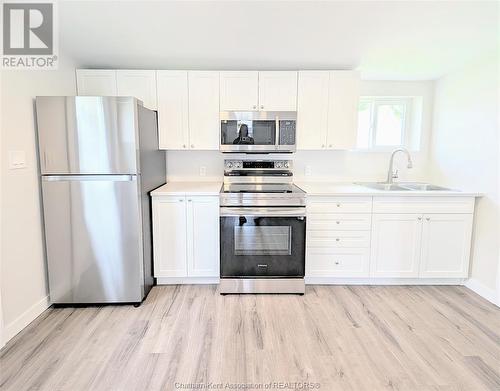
[186,197,220,277]
[306,196,372,278]
[307,196,475,281]
[306,248,370,278]
[153,195,219,278]
[370,212,473,278]
[419,214,473,278]
[152,196,188,277]
[370,214,422,278]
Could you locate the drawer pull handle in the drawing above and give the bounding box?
[426,217,430,221]
[417,217,422,221]
[336,204,341,207]
[336,221,340,224]
[336,238,340,242]
[334,261,340,265]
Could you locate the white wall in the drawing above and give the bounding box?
[166,80,435,183]
[0,56,77,344]
[429,58,499,301]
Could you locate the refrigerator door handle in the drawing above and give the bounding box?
[42,175,136,182]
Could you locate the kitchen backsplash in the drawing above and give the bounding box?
[165,150,429,183]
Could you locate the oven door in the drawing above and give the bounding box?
[220,207,306,278]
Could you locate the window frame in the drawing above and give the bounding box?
[357,96,414,151]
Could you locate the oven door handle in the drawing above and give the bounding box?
[220,207,306,217]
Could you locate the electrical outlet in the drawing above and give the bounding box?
[199,166,206,177]
[305,165,312,176]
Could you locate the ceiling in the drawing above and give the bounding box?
[59,1,498,80]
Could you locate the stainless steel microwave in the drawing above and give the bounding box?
[220,111,297,153]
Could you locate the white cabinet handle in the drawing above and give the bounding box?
[260,105,264,109]
[417,217,422,221]
[253,105,257,109]
[426,217,430,221]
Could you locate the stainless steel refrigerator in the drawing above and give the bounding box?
[35,96,165,304]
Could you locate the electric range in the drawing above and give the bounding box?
[219,159,306,294]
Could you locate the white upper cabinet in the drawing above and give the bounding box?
[419,214,473,278]
[76,69,117,96]
[297,70,360,150]
[258,71,298,111]
[188,71,220,150]
[220,71,259,111]
[156,70,189,150]
[297,71,330,150]
[327,71,360,150]
[370,213,422,278]
[116,70,157,110]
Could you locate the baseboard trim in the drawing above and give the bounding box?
[157,277,220,285]
[157,277,466,286]
[465,278,498,306]
[305,277,466,285]
[3,295,50,344]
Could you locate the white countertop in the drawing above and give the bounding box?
[151,181,480,197]
[151,182,222,196]
[295,182,481,197]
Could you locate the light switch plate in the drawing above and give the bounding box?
[8,150,27,169]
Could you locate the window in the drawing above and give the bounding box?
[357,97,415,150]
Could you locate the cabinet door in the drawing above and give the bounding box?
[220,71,259,111]
[186,196,220,277]
[297,71,330,150]
[116,70,157,110]
[326,71,360,150]
[156,71,189,149]
[188,71,220,150]
[76,69,117,96]
[258,71,298,111]
[419,214,473,278]
[370,214,422,277]
[152,197,188,277]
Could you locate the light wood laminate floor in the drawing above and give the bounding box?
[1,285,499,391]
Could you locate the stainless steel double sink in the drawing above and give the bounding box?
[355,182,451,191]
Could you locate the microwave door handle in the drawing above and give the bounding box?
[275,115,280,149]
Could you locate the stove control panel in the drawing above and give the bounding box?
[224,160,292,170]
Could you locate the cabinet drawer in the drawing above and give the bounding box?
[307,230,370,248]
[306,248,369,277]
[307,197,372,214]
[308,213,371,231]
[373,196,475,214]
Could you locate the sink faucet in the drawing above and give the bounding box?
[386,148,413,183]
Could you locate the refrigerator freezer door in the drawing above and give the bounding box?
[41,175,144,303]
[36,96,139,175]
